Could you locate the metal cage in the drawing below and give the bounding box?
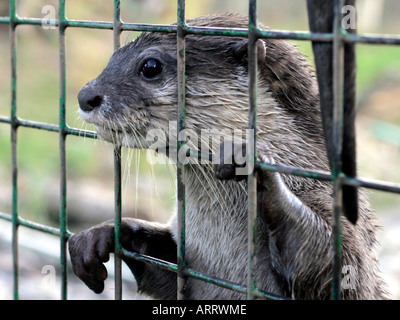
[0,0,400,300]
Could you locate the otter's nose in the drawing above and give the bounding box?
[78,88,103,112]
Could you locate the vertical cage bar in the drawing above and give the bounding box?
[331,0,346,300]
[58,0,68,300]
[247,0,258,300]
[9,0,19,300]
[113,146,122,300]
[113,0,123,301]
[176,0,187,300]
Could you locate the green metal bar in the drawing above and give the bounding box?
[65,126,98,139]
[65,19,113,30]
[343,176,400,194]
[2,15,400,45]
[113,0,123,301]
[121,248,288,300]
[19,216,65,238]
[113,146,122,300]
[121,23,176,33]
[184,268,290,300]
[2,13,400,43]
[256,161,332,181]
[0,116,98,140]
[9,0,19,301]
[0,115,98,139]
[0,212,13,222]
[4,113,400,194]
[58,0,68,300]
[176,0,187,300]
[0,115,11,124]
[254,288,288,300]
[247,0,258,300]
[257,160,400,194]
[331,0,346,300]
[17,118,59,133]
[0,212,73,238]
[121,249,178,273]
[344,32,400,45]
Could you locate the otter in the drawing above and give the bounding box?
[68,13,388,299]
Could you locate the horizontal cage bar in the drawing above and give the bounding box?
[0,16,399,45]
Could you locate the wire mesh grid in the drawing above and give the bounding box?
[0,0,400,300]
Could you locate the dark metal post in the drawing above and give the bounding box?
[113,0,123,301]
[331,0,346,300]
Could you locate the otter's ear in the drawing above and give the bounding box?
[232,39,266,65]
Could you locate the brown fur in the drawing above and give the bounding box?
[70,13,388,300]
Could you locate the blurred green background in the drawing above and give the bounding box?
[0,0,400,299]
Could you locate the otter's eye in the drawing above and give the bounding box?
[140,58,163,79]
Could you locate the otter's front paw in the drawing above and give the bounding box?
[68,224,115,294]
[214,141,249,181]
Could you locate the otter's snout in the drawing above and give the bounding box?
[78,87,103,112]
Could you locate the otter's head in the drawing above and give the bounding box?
[78,13,322,165]
[77,14,271,150]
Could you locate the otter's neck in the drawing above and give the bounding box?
[184,164,248,220]
[182,163,249,282]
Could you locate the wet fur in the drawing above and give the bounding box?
[70,14,388,299]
